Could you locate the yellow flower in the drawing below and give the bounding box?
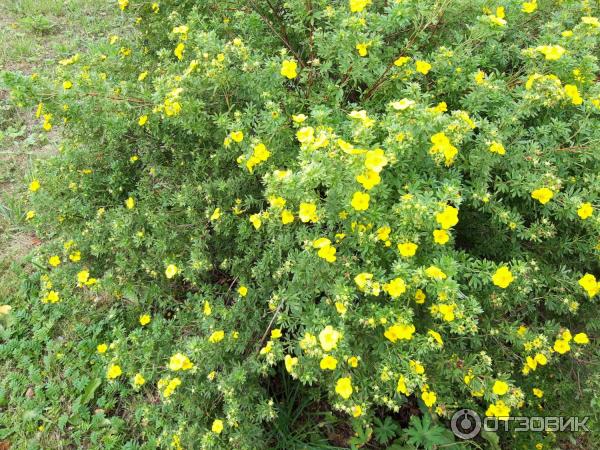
[238,285,248,297]
[351,191,370,211]
[578,273,598,297]
[577,202,593,219]
[281,210,295,224]
[211,419,224,434]
[356,42,370,57]
[438,303,456,321]
[553,339,570,354]
[425,266,447,280]
[415,60,432,75]
[43,291,60,303]
[537,45,565,61]
[335,302,347,315]
[165,264,179,279]
[174,43,185,60]
[433,229,449,245]
[97,343,108,353]
[396,375,408,394]
[522,1,537,13]
[69,251,81,262]
[349,0,371,13]
[317,244,337,263]
[492,380,509,396]
[249,214,262,229]
[354,272,373,291]
[162,377,181,397]
[573,332,589,345]
[292,114,307,123]
[107,364,122,379]
[77,270,90,284]
[410,360,425,374]
[428,329,443,346]
[203,300,212,316]
[210,208,221,221]
[582,16,600,27]
[564,84,583,105]
[320,355,338,370]
[356,170,381,190]
[421,389,437,407]
[394,56,410,67]
[118,0,129,11]
[347,356,359,368]
[48,256,61,267]
[534,353,548,365]
[134,373,146,386]
[226,132,242,145]
[531,187,553,205]
[351,405,363,417]
[280,59,298,79]
[472,70,485,86]
[25,210,36,220]
[383,277,407,298]
[284,354,298,373]
[271,328,282,339]
[364,149,388,173]
[487,7,507,26]
[376,226,391,243]
[296,126,314,144]
[492,266,514,288]
[489,141,506,155]
[319,326,340,351]
[125,197,135,209]
[435,205,459,229]
[138,115,148,126]
[335,377,353,399]
[486,400,510,420]
[139,314,151,326]
[298,202,318,223]
[384,324,415,342]
[138,71,148,81]
[208,330,225,343]
[415,289,426,304]
[29,179,40,192]
[169,353,194,370]
[397,242,418,257]
[533,388,543,398]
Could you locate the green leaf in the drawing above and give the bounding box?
[81,377,102,405]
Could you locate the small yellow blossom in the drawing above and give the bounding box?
[492,266,514,288]
[139,314,151,326]
[531,187,553,205]
[335,377,353,399]
[280,59,298,79]
[415,60,432,75]
[165,264,179,279]
[211,419,224,434]
[319,326,340,351]
[107,364,122,379]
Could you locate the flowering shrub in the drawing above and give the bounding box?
[3,0,600,448]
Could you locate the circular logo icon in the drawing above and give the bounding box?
[451,409,481,439]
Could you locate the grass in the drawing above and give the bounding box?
[0,0,117,282]
[0,3,116,445]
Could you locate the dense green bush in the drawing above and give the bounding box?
[3,0,600,448]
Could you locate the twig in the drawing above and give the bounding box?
[257,300,285,349]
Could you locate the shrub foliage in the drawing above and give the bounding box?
[3,0,600,448]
